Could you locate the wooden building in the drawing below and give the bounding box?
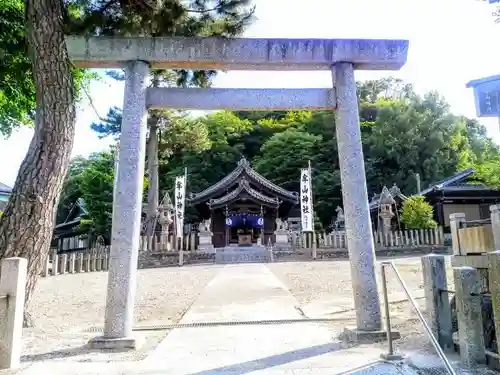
[187,158,299,248]
[52,198,90,252]
[367,169,500,232]
[417,168,500,230]
[0,182,12,212]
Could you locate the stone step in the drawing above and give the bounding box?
[215,247,271,264]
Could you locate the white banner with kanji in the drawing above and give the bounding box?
[174,175,186,239]
[300,168,313,232]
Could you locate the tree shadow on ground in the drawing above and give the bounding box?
[21,344,130,362]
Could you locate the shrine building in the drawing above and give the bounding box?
[187,158,299,248]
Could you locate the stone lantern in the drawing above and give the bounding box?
[157,203,174,237]
[378,186,396,234]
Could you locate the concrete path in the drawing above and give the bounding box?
[141,263,383,374]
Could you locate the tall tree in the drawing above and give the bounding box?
[0,0,76,326]
[90,0,255,234]
[0,0,255,325]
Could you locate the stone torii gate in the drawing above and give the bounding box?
[67,36,409,348]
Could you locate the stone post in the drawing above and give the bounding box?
[311,231,317,259]
[0,258,27,369]
[488,251,500,361]
[449,213,466,256]
[490,205,500,250]
[421,255,453,351]
[89,60,149,349]
[453,266,486,366]
[274,219,290,251]
[333,63,382,332]
[198,220,214,252]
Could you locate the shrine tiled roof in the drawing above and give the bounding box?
[208,178,280,209]
[417,168,476,196]
[189,157,298,204]
[0,182,12,194]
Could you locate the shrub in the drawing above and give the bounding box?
[400,196,437,229]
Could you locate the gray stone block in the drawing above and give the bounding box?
[67,36,409,71]
[454,266,486,366]
[343,326,400,344]
[88,335,142,350]
[215,246,271,264]
[421,254,453,351]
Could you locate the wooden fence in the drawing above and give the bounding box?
[138,227,444,253]
[139,232,197,252]
[43,246,110,277]
[452,217,494,256]
[43,226,444,276]
[291,227,444,249]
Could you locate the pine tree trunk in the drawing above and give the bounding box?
[0,0,76,325]
[145,122,159,236]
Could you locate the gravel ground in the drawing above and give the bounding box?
[268,256,454,308]
[21,264,221,362]
[268,255,455,354]
[20,255,454,365]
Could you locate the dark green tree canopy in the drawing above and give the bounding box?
[0,0,255,134]
[63,77,500,238]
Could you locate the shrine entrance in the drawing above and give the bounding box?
[187,159,299,248]
[226,211,264,246]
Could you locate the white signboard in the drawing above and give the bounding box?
[300,168,313,232]
[174,175,186,239]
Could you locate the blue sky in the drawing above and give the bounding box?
[0,0,499,187]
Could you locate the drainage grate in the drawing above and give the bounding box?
[82,317,353,333]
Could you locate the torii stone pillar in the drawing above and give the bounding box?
[89,60,149,349]
[334,63,382,334]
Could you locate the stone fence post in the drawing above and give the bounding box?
[421,254,453,351]
[454,266,486,366]
[488,250,500,360]
[0,257,27,369]
[450,213,466,255]
[490,205,500,250]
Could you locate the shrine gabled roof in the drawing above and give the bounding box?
[188,158,299,204]
[208,178,280,209]
[414,168,498,197]
[0,182,12,195]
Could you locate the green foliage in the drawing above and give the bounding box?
[314,214,323,231]
[58,150,154,239]
[0,0,97,135]
[58,77,500,237]
[1,0,255,136]
[0,0,35,133]
[400,196,438,229]
[57,152,115,239]
[472,155,500,189]
[254,129,321,190]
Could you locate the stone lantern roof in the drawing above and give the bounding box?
[379,186,396,205]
